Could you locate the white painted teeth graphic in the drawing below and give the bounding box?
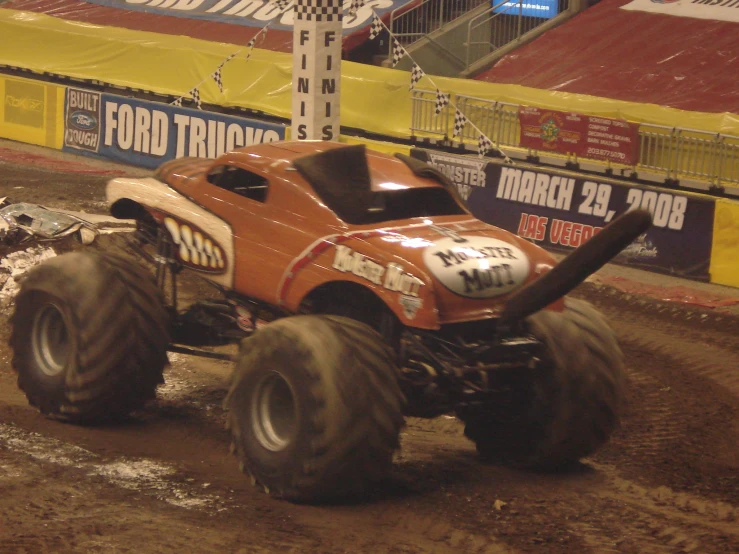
[180,224,193,263]
[164,217,181,243]
[163,217,225,270]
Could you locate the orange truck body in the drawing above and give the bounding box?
[108,141,562,330]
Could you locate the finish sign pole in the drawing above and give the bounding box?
[291,0,342,141]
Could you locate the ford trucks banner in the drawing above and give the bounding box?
[63,90,286,168]
[519,107,640,166]
[412,149,716,279]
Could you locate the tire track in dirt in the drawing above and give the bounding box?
[618,364,688,459]
[590,465,737,553]
[547,464,739,553]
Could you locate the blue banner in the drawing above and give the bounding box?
[80,0,401,32]
[412,148,716,280]
[493,0,559,19]
[64,91,286,168]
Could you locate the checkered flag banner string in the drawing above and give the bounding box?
[274,0,290,11]
[368,14,383,40]
[392,38,407,67]
[478,133,493,158]
[212,68,224,93]
[349,0,365,17]
[409,64,424,90]
[171,97,182,107]
[246,38,256,60]
[190,87,202,110]
[435,89,449,115]
[452,109,467,138]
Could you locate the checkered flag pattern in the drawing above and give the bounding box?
[409,63,424,90]
[478,133,493,158]
[295,0,342,21]
[349,0,365,16]
[212,68,223,93]
[190,87,202,110]
[171,97,182,107]
[392,38,407,67]
[274,0,290,11]
[435,89,449,115]
[368,14,383,40]
[246,39,256,60]
[452,109,467,138]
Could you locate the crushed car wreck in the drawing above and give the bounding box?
[0,199,99,248]
[7,141,652,503]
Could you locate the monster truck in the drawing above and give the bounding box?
[9,142,650,502]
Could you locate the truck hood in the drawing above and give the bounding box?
[347,217,557,323]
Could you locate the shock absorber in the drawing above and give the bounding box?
[154,227,179,312]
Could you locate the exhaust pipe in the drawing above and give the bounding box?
[500,209,653,325]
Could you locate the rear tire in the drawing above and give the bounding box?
[10,250,170,423]
[461,297,625,468]
[225,315,405,503]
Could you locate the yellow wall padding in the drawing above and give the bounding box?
[1,9,738,142]
[0,72,65,148]
[710,198,739,288]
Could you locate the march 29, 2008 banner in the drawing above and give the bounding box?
[411,148,716,279]
[63,88,286,168]
[518,106,640,166]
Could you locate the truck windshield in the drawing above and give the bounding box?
[317,186,467,225]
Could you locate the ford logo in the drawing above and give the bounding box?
[423,236,530,298]
[70,111,97,131]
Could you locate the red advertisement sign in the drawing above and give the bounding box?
[518,107,640,165]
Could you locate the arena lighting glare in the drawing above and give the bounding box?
[378,182,408,190]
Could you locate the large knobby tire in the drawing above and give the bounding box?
[225,315,405,503]
[461,297,625,469]
[10,250,170,423]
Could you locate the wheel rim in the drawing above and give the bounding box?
[251,372,297,452]
[31,304,70,377]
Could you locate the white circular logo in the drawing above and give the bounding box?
[422,236,530,298]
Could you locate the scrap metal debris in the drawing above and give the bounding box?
[0,246,57,308]
[0,199,135,310]
[0,198,99,247]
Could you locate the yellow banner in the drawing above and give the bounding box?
[0,73,65,149]
[710,198,739,288]
[0,8,738,142]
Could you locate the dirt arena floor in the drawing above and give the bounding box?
[0,140,737,554]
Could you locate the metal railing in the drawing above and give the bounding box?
[465,0,571,71]
[639,126,739,185]
[388,0,493,49]
[410,89,739,187]
[411,88,452,137]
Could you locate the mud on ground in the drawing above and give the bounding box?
[0,146,737,553]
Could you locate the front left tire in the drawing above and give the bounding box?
[10,250,170,423]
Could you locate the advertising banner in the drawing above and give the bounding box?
[518,106,640,166]
[64,87,102,153]
[493,0,559,19]
[412,148,716,279]
[63,90,286,168]
[77,0,402,32]
[0,75,64,149]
